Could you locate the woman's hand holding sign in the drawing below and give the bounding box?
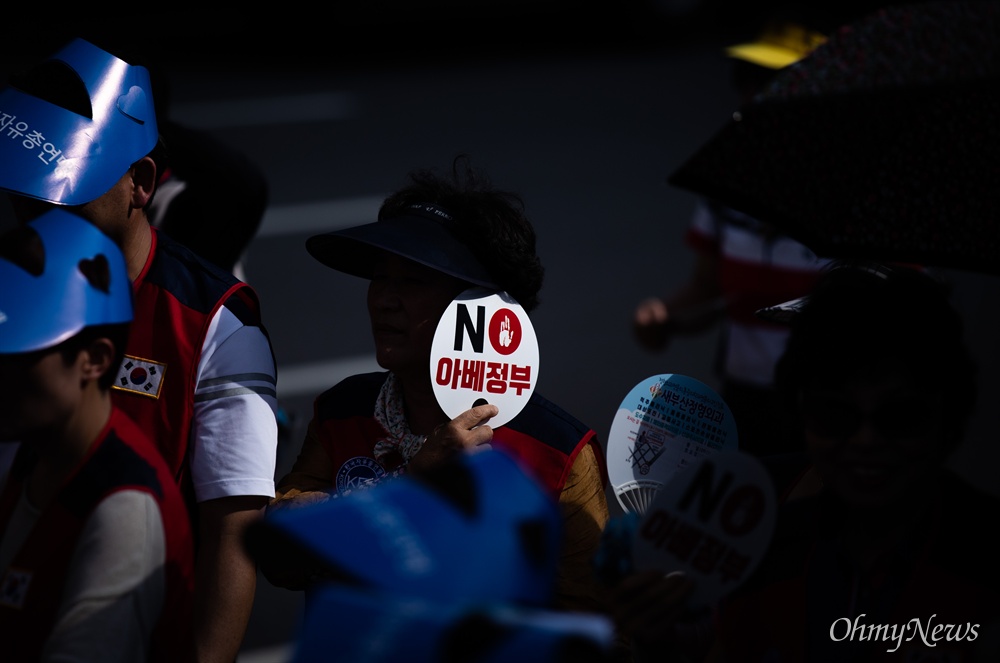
[410,403,498,473]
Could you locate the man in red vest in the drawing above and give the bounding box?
[0,38,279,662]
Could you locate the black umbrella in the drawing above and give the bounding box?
[669,1,1000,275]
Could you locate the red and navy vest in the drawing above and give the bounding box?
[312,372,608,499]
[0,408,195,662]
[111,229,268,506]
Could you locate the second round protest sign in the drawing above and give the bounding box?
[430,288,539,429]
[631,450,777,611]
[606,374,738,514]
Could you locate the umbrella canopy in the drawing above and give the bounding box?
[669,1,1000,275]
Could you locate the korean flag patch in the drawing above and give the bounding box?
[112,355,167,399]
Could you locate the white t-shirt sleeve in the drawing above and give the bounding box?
[190,305,278,503]
[41,490,165,663]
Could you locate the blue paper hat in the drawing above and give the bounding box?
[258,449,562,607]
[0,38,158,205]
[292,584,615,663]
[0,208,132,354]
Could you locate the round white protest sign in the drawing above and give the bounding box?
[430,288,539,429]
[631,450,776,610]
[606,374,737,514]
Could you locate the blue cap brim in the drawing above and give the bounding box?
[293,584,615,663]
[256,449,560,606]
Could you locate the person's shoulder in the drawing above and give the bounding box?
[317,371,389,397]
[81,410,178,499]
[150,228,241,282]
[724,489,821,604]
[503,392,595,452]
[314,372,389,421]
[147,229,254,313]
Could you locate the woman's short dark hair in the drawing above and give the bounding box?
[378,155,545,312]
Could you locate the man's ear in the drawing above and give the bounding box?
[81,337,116,382]
[130,156,158,209]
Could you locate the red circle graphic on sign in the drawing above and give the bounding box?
[130,367,148,385]
[488,308,522,355]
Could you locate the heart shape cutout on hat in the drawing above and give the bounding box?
[117,85,151,124]
[78,255,110,293]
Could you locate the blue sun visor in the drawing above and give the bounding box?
[292,585,616,663]
[0,208,133,354]
[0,38,158,206]
[253,449,562,607]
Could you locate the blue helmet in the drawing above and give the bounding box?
[292,584,616,663]
[253,448,563,607]
[0,38,158,206]
[0,208,132,354]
